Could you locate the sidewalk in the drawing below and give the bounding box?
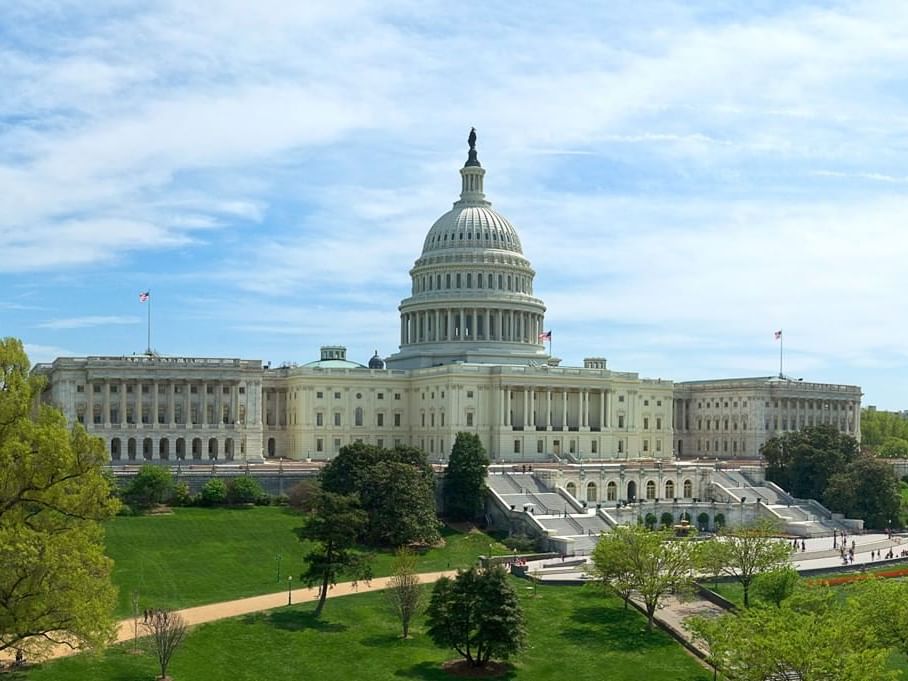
[9,570,458,664]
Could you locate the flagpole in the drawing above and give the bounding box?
[779,330,783,379]
[147,293,152,355]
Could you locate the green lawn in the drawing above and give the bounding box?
[15,582,712,681]
[105,507,506,617]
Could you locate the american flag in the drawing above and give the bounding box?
[538,330,552,341]
[774,330,782,340]
[139,291,150,302]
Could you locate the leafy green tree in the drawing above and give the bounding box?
[761,425,859,500]
[287,479,320,512]
[444,432,489,521]
[360,461,440,546]
[751,566,799,607]
[709,521,792,607]
[879,437,908,459]
[426,566,525,668]
[297,491,371,617]
[590,525,696,629]
[123,464,173,509]
[198,478,227,506]
[226,476,266,505]
[659,512,674,528]
[688,591,893,681]
[385,547,422,639]
[824,454,901,529]
[861,409,908,448]
[695,538,729,591]
[586,529,636,609]
[851,578,908,658]
[170,482,192,507]
[321,442,438,547]
[0,338,119,657]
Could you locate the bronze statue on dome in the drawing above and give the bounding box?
[468,127,477,150]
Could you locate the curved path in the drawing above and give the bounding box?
[12,570,459,665]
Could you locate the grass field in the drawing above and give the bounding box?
[105,507,506,617]
[15,582,712,681]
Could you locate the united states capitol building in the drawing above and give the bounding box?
[35,136,862,477]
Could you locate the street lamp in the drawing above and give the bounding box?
[287,575,293,606]
[276,554,282,582]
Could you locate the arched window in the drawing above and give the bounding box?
[645,480,656,499]
[566,482,577,498]
[664,480,675,499]
[586,482,597,502]
[607,481,617,501]
[355,407,363,427]
[683,479,693,498]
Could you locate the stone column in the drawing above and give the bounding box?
[529,388,536,427]
[184,382,191,425]
[561,390,567,427]
[505,388,511,427]
[201,382,208,426]
[499,388,506,426]
[136,384,143,428]
[168,382,176,427]
[546,389,552,428]
[599,390,605,430]
[152,381,159,428]
[215,383,223,427]
[87,382,94,429]
[119,381,127,425]
[605,390,612,429]
[523,388,529,428]
[103,382,111,426]
[486,309,492,340]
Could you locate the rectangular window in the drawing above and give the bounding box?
[569,440,576,453]
[316,391,323,399]
[466,412,474,427]
[377,413,384,427]
[394,413,401,427]
[466,390,474,398]
[377,392,384,400]
[591,440,598,454]
[643,417,649,430]
[394,393,401,400]
[334,438,341,452]
[316,413,324,426]
[656,439,662,452]
[76,385,84,393]
[537,439,544,454]
[334,392,341,399]
[93,384,101,393]
[513,440,521,454]
[618,439,624,453]
[656,417,662,430]
[618,415,625,428]
[377,439,384,448]
[394,439,402,448]
[316,438,324,452]
[618,395,624,402]
[334,413,341,426]
[643,439,649,452]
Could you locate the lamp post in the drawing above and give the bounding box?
[276,554,282,582]
[287,575,293,606]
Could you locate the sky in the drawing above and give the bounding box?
[1,1,907,409]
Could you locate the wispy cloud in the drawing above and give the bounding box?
[37,315,142,330]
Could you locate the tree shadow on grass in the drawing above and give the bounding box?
[245,609,348,633]
[560,606,673,651]
[395,660,516,680]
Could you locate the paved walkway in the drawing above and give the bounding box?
[8,570,458,665]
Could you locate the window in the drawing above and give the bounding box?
[334,438,341,452]
[316,438,323,452]
[665,480,675,498]
[466,390,474,398]
[356,392,362,399]
[377,439,384,448]
[644,399,649,406]
[317,391,323,399]
[394,413,401,427]
[377,413,384,427]
[656,439,662,452]
[441,412,445,426]
[466,412,473,427]
[683,479,692,498]
[643,417,649,430]
[421,413,426,427]
[537,439,544,454]
[643,439,649,452]
[394,393,401,400]
[645,481,656,499]
[316,413,324,426]
[591,440,598,454]
[513,440,521,454]
[377,392,384,400]
[93,384,101,393]
[334,413,341,426]
[76,385,84,393]
[656,417,662,430]
[618,440,624,453]
[618,395,625,402]
[607,481,617,501]
[334,392,341,399]
[618,415,625,428]
[355,407,364,427]
[656,400,662,407]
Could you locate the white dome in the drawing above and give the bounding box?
[421,204,523,255]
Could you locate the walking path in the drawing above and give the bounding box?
[8,570,458,665]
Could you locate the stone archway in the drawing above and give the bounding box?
[627,480,637,502]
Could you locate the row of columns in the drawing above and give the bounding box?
[401,308,543,345]
[108,435,240,461]
[498,387,621,430]
[775,398,858,433]
[86,379,255,428]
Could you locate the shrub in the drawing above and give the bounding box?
[271,494,289,506]
[171,482,192,507]
[502,535,537,553]
[124,464,173,509]
[226,476,266,505]
[199,478,228,506]
[660,512,675,528]
[287,480,320,512]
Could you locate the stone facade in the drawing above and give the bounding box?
[33,138,862,465]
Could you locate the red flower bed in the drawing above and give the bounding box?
[808,566,908,587]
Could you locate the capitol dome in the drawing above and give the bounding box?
[385,130,548,370]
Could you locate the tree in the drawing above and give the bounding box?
[360,460,440,546]
[124,464,173,509]
[695,538,729,591]
[709,521,792,607]
[198,478,227,506]
[586,529,636,609]
[851,578,908,658]
[687,592,893,681]
[426,566,525,668]
[660,512,674,528]
[879,436,908,459]
[226,476,265,505]
[761,425,859,500]
[751,566,799,607]
[321,442,439,547]
[444,432,489,521]
[0,338,119,658]
[287,479,320,512]
[824,454,901,529]
[861,409,908,449]
[297,491,372,617]
[147,609,188,680]
[590,525,696,630]
[385,548,422,638]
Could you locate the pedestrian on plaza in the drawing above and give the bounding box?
[801,540,806,552]
[851,540,855,551]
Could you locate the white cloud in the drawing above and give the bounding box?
[37,315,142,330]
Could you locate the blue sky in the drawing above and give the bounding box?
[1,1,907,409]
